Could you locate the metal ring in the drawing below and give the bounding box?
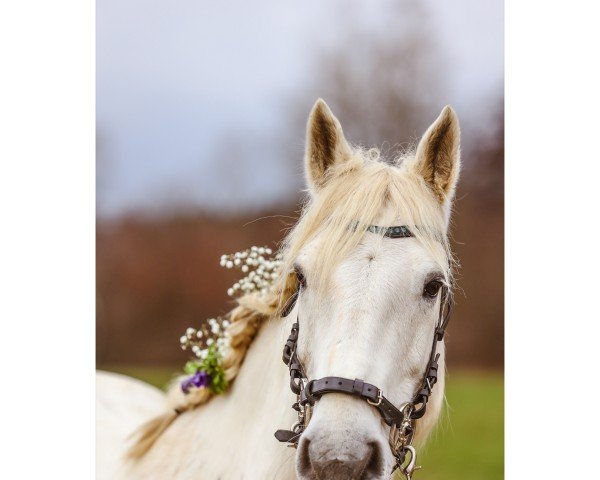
[400,402,414,418]
[367,389,383,406]
[302,379,317,405]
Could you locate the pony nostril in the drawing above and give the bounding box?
[364,441,384,477]
[296,438,312,477]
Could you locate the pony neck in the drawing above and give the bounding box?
[216,312,298,476]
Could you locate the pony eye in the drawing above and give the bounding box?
[294,264,307,289]
[423,279,443,298]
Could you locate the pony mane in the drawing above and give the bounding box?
[128,147,455,458]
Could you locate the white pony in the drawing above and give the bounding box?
[97,99,461,480]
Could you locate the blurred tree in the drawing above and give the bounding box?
[465,99,504,206]
[450,98,504,366]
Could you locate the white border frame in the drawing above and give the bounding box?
[1,1,600,477]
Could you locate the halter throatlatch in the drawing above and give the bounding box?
[274,225,453,479]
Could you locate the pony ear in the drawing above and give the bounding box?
[411,106,461,205]
[305,99,352,192]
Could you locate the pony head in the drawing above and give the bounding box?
[281,99,461,479]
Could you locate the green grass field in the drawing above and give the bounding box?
[102,367,503,480]
[416,371,504,480]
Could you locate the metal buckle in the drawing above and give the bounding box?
[285,422,304,449]
[367,389,382,406]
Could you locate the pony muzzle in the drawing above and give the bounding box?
[295,395,392,480]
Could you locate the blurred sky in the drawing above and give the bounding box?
[97,0,503,218]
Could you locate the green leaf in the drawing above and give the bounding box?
[183,360,200,375]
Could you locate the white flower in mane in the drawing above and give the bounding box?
[220,246,283,296]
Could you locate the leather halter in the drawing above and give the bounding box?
[274,225,453,472]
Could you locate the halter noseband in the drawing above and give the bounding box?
[274,225,453,478]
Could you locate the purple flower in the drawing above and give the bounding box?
[181,370,212,394]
